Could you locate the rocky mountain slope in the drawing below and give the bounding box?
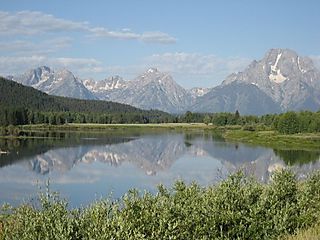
[221,48,320,111]
[83,68,193,113]
[191,82,282,115]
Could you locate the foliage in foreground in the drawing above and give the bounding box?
[1,170,320,240]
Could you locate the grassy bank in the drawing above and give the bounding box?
[223,129,320,150]
[1,170,320,240]
[0,123,215,141]
[21,122,216,131]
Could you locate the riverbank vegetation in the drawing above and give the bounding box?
[1,108,320,136]
[223,129,320,150]
[182,110,320,135]
[0,170,320,239]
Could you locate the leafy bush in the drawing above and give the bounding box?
[1,170,320,239]
[0,192,76,240]
[276,112,300,134]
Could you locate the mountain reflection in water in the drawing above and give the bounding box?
[0,131,319,207]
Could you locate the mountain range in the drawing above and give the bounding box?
[7,48,320,114]
[83,68,193,113]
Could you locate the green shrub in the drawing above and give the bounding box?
[0,192,76,240]
[276,112,300,134]
[1,170,320,239]
[0,127,5,136]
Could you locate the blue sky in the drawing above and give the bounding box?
[1,0,320,88]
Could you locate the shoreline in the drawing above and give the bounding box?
[1,123,320,150]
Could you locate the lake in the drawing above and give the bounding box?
[1,129,320,208]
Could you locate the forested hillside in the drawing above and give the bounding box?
[1,77,320,134]
[0,77,174,125]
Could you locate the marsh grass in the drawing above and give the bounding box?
[21,123,213,130]
[224,129,320,150]
[1,170,320,239]
[284,224,320,240]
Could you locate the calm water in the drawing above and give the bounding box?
[0,130,319,207]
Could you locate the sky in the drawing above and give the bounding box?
[1,0,320,88]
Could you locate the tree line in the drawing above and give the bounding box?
[0,107,176,126]
[1,107,320,135]
[179,110,320,134]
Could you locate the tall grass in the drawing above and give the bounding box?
[1,170,320,239]
[284,224,320,240]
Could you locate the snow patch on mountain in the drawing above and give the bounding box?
[269,68,287,83]
[297,57,307,73]
[268,52,287,83]
[188,87,210,98]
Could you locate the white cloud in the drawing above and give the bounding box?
[0,11,177,83]
[90,27,140,40]
[0,10,176,44]
[0,37,72,55]
[0,55,142,81]
[92,53,251,88]
[147,52,250,75]
[90,28,176,44]
[103,65,146,79]
[0,11,88,35]
[145,52,251,87]
[0,55,105,77]
[141,32,177,44]
[0,51,252,88]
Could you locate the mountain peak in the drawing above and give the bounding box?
[136,68,166,84]
[30,65,52,76]
[13,65,54,86]
[57,68,73,75]
[189,87,210,98]
[266,48,298,57]
[11,66,96,100]
[222,48,320,111]
[108,75,123,81]
[146,67,158,74]
[38,65,52,72]
[224,48,317,85]
[262,48,318,84]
